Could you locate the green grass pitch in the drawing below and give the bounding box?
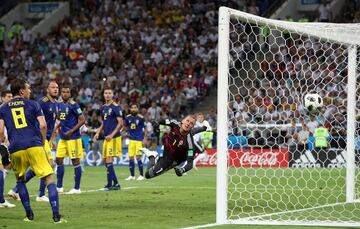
[1,167,358,229]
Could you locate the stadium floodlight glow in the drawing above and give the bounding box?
[213,6,360,228]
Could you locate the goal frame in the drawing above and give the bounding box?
[216,6,359,227]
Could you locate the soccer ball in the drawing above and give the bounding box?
[303,93,323,113]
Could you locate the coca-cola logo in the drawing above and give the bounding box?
[239,151,279,166]
[208,152,217,165]
[195,149,288,168]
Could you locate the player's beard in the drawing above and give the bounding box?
[131,111,138,116]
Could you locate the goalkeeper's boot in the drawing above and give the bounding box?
[174,167,185,177]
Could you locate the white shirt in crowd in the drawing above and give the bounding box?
[86,52,100,63]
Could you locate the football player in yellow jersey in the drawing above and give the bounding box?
[0,79,64,222]
[56,85,85,194]
[8,81,59,202]
[124,104,147,181]
[94,87,123,190]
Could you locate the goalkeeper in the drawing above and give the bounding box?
[145,115,207,179]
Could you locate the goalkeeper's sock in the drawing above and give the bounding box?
[17,181,32,212]
[129,160,135,177]
[74,165,82,190]
[56,164,64,188]
[105,163,113,187]
[137,159,143,176]
[0,170,4,203]
[39,179,46,197]
[24,169,36,183]
[47,183,59,216]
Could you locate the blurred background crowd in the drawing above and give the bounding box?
[0,0,359,151]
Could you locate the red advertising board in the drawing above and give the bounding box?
[195,149,289,168]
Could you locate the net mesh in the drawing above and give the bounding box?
[225,11,360,224]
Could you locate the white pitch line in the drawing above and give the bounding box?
[238,201,359,221]
[27,186,139,198]
[23,186,345,199]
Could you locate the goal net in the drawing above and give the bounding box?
[217,7,360,227]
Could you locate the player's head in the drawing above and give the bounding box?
[103,87,113,103]
[196,112,205,123]
[1,90,13,103]
[11,78,31,99]
[47,81,59,99]
[130,103,138,116]
[60,85,71,101]
[181,114,196,133]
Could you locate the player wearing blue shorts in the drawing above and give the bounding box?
[94,87,123,190]
[124,104,147,181]
[0,79,63,222]
[8,81,59,202]
[56,85,85,194]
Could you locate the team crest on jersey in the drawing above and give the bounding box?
[136,120,139,125]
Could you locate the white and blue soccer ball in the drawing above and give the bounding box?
[303,93,323,113]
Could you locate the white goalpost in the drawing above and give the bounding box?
[215,6,360,228]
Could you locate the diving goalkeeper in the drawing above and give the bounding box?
[145,115,207,179]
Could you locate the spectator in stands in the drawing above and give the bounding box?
[318,1,332,22]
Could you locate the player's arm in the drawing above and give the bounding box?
[105,117,123,141]
[191,126,207,135]
[152,119,179,132]
[51,119,59,149]
[0,119,5,144]
[65,114,85,138]
[37,115,47,145]
[158,119,180,127]
[93,123,103,141]
[0,120,10,168]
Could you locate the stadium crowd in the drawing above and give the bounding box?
[0,0,229,144]
[0,0,276,149]
[227,0,360,149]
[1,0,355,151]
